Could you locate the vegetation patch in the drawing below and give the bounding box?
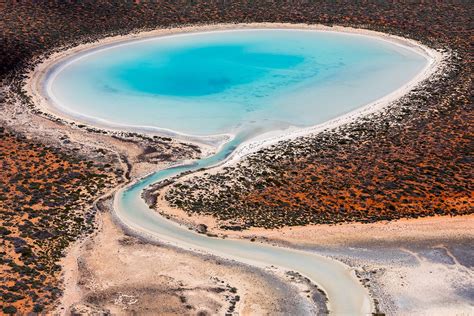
[0,129,118,313]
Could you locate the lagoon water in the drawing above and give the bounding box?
[48,29,427,137]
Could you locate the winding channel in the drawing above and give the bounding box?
[114,134,374,315]
[34,25,440,315]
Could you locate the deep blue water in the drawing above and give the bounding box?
[115,44,305,96]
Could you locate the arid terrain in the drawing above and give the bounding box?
[1,1,473,314]
[57,211,323,315]
[0,128,118,313]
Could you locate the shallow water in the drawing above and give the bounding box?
[48,29,426,137]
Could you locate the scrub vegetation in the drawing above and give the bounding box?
[0,128,119,313]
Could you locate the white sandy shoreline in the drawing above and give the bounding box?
[25,22,445,157]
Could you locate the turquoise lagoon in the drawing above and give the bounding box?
[48,29,427,138]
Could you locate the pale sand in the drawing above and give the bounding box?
[57,210,320,315]
[153,192,474,315]
[25,22,446,156]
